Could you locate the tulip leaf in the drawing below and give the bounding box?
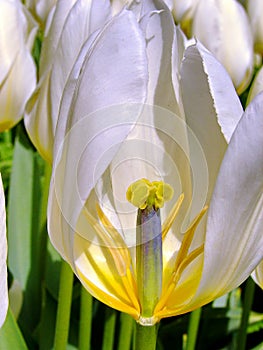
[0,308,28,350]
[7,125,44,333]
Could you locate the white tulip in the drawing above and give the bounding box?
[192,0,254,94]
[0,0,37,132]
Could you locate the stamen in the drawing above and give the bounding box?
[174,206,208,271]
[162,193,184,240]
[154,207,208,315]
[83,208,130,277]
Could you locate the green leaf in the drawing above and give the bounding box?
[0,308,28,350]
[7,125,44,334]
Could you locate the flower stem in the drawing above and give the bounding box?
[236,278,255,350]
[54,260,74,350]
[78,287,92,350]
[102,307,117,350]
[185,307,202,350]
[117,313,133,350]
[133,323,158,350]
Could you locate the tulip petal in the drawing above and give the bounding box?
[192,92,263,306]
[48,8,148,261]
[0,48,36,131]
[0,175,8,328]
[180,42,243,214]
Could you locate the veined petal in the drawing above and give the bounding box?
[0,174,8,328]
[190,92,263,307]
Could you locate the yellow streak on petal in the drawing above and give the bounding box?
[154,262,203,319]
[77,266,140,320]
[84,207,131,277]
[83,246,134,306]
[83,206,140,312]
[174,206,207,272]
[122,269,140,312]
[155,244,204,314]
[162,193,184,240]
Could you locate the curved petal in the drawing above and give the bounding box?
[0,175,8,328]
[192,0,254,94]
[180,41,243,216]
[48,8,148,261]
[0,48,36,132]
[191,92,263,307]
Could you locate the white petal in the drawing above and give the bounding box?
[180,42,243,215]
[194,92,263,304]
[139,1,177,110]
[50,0,111,134]
[0,174,8,328]
[48,8,148,260]
[0,48,36,131]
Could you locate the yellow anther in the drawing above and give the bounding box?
[126,178,174,210]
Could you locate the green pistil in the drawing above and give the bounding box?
[127,179,173,323]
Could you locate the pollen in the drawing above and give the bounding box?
[126,178,174,210]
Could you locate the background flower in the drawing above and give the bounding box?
[24,0,111,163]
[0,0,37,132]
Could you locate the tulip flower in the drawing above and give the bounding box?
[47,3,263,326]
[247,0,263,55]
[24,0,111,163]
[0,0,37,132]
[0,174,8,328]
[191,0,254,94]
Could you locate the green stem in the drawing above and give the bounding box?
[117,313,133,350]
[236,278,255,350]
[185,307,202,350]
[78,287,93,350]
[38,162,52,347]
[102,308,117,350]
[133,322,158,350]
[38,162,52,285]
[54,260,74,350]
